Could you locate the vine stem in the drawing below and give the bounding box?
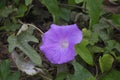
[27,24,44,34]
[18,20,44,35]
[95,63,99,80]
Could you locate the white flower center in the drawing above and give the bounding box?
[61,41,69,48]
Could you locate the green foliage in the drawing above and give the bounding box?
[16,4,27,17]
[116,57,120,62]
[25,0,33,6]
[0,0,29,31]
[0,0,8,9]
[40,0,60,24]
[1,0,120,80]
[86,0,103,29]
[68,0,75,5]
[87,21,113,46]
[8,26,41,66]
[40,0,70,24]
[75,0,84,4]
[56,72,68,80]
[115,43,120,54]
[89,31,99,45]
[67,61,95,80]
[93,23,111,42]
[60,8,71,22]
[75,39,94,66]
[105,40,117,52]
[1,18,21,31]
[89,46,104,53]
[0,60,20,80]
[109,14,120,29]
[99,54,114,73]
[82,28,91,38]
[0,6,13,17]
[13,0,20,5]
[100,69,120,80]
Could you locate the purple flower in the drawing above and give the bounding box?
[40,24,82,64]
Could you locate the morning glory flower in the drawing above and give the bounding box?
[40,24,82,64]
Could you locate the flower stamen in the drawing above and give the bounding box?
[61,41,69,48]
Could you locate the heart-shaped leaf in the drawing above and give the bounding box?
[99,54,114,73]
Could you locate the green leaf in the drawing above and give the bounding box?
[7,30,41,66]
[109,14,120,29]
[100,69,120,80]
[68,0,75,5]
[105,40,116,52]
[86,0,103,29]
[14,0,20,5]
[40,0,70,24]
[114,42,120,53]
[16,4,27,17]
[0,6,13,17]
[0,0,8,9]
[2,19,21,31]
[89,46,104,53]
[75,0,84,4]
[116,57,120,62]
[67,61,95,80]
[93,23,110,42]
[89,32,99,45]
[105,40,120,54]
[56,72,68,80]
[75,39,94,66]
[25,0,33,6]
[0,60,10,80]
[0,60,20,80]
[40,0,60,24]
[99,54,114,73]
[7,71,20,80]
[60,8,71,22]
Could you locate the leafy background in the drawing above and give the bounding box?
[0,0,120,80]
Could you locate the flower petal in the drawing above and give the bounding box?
[51,24,83,44]
[40,24,83,64]
[58,44,75,64]
[40,44,75,64]
[68,24,83,44]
